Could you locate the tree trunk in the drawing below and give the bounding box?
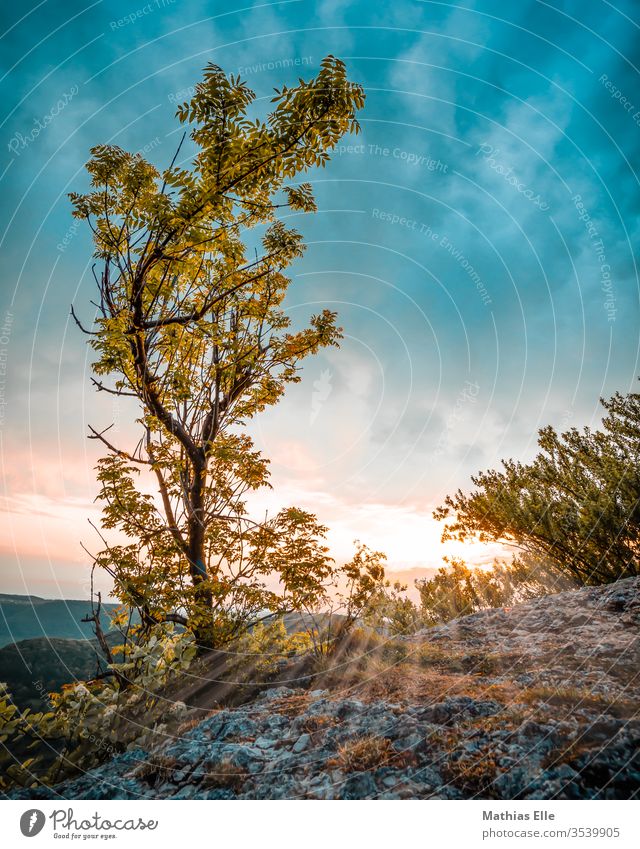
[187,454,215,650]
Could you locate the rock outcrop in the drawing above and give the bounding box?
[12,578,640,800]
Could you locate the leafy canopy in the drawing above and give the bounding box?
[70,57,369,646]
[435,389,640,585]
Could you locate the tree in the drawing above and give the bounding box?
[363,579,422,636]
[71,57,366,648]
[434,388,640,585]
[415,555,572,626]
[415,558,498,625]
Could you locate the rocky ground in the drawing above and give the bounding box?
[12,578,640,800]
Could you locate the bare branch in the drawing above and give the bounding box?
[81,586,114,666]
[70,304,96,335]
[88,424,151,465]
[90,377,137,397]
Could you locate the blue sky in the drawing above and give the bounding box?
[1,0,639,597]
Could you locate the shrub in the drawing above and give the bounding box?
[415,554,573,626]
[363,581,422,635]
[0,625,195,791]
[435,388,640,585]
[229,619,313,681]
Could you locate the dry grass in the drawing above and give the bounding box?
[520,685,634,715]
[415,645,508,674]
[175,717,203,736]
[269,693,311,717]
[201,758,248,791]
[130,754,181,786]
[350,660,517,706]
[328,735,399,772]
[298,713,337,734]
[442,746,501,798]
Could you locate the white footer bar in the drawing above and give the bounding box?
[1,799,637,848]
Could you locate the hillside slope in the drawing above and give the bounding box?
[0,636,118,711]
[0,595,122,647]
[10,578,640,800]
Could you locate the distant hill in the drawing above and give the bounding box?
[0,594,122,648]
[0,637,114,711]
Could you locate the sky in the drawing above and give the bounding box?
[0,0,639,599]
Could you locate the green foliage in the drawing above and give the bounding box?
[301,543,392,654]
[343,548,562,636]
[495,552,575,599]
[71,58,367,647]
[435,388,640,585]
[415,556,571,626]
[231,619,313,680]
[338,542,388,625]
[363,581,422,636]
[0,626,195,791]
[416,559,504,625]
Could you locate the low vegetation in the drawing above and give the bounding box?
[435,389,640,585]
[329,735,398,772]
[0,625,195,791]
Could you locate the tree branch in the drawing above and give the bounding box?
[88,424,151,465]
[70,304,96,335]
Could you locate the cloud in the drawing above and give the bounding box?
[2,0,639,598]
